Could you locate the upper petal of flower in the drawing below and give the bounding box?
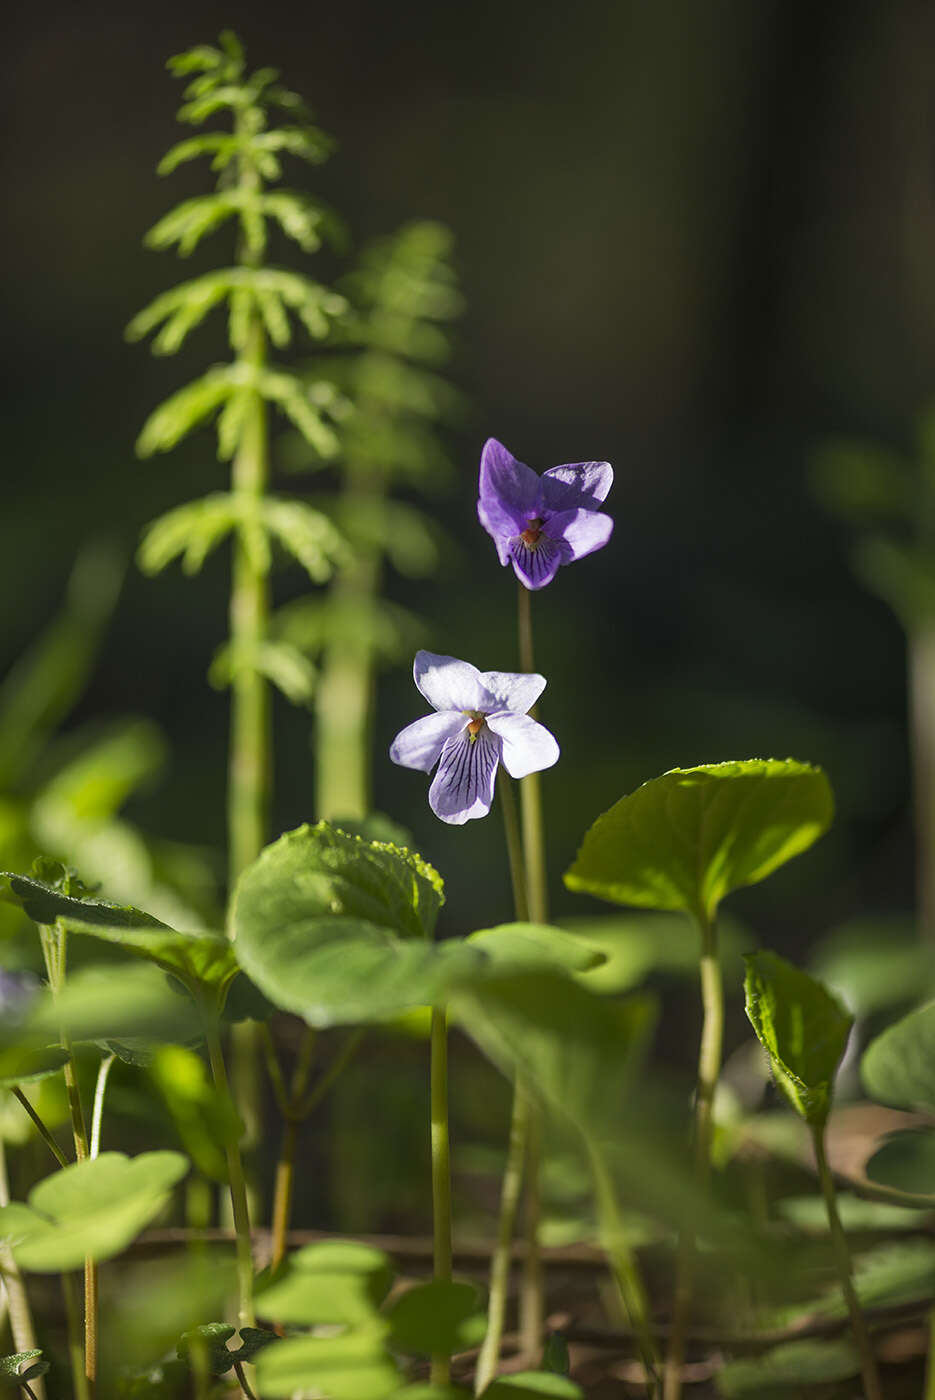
[428,726,501,824]
[486,711,560,779]
[478,439,541,563]
[540,460,613,512]
[413,651,494,713]
[543,507,613,561]
[508,535,563,590]
[478,669,546,714]
[389,711,468,773]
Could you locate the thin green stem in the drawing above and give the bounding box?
[61,1272,89,1400]
[234,1359,259,1400]
[475,1084,530,1394]
[0,1140,45,1400]
[430,1006,453,1386]
[590,1145,660,1397]
[204,1019,255,1327]
[664,910,724,1400]
[39,923,95,1396]
[812,1125,883,1400]
[11,1090,68,1169]
[498,771,529,923]
[90,1054,115,1160]
[515,582,546,1355]
[926,1306,935,1400]
[270,1029,318,1273]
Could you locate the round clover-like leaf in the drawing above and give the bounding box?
[717,1339,860,1396]
[386,1280,486,1357]
[564,759,833,921]
[255,1325,399,1399]
[232,824,484,1026]
[744,951,853,1126]
[862,1000,935,1112]
[257,1240,391,1325]
[0,1150,188,1271]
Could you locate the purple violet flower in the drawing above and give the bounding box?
[477,438,614,590]
[390,650,559,825]
[0,969,38,1023]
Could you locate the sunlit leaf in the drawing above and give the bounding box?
[257,1239,391,1325]
[232,824,483,1026]
[479,1375,582,1399]
[255,1325,399,1399]
[0,1046,68,1090]
[744,951,852,1126]
[0,1151,188,1270]
[467,923,604,974]
[0,1351,49,1384]
[564,760,833,921]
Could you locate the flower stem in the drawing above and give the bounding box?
[269,1028,316,1273]
[664,909,723,1400]
[812,1124,883,1400]
[0,1139,45,1400]
[39,924,95,1396]
[474,1083,531,1394]
[204,1018,255,1327]
[498,771,529,923]
[430,1006,453,1386]
[515,582,546,1356]
[61,1272,89,1400]
[90,1053,115,1160]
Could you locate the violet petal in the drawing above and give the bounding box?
[478,669,546,714]
[428,726,501,824]
[486,711,560,779]
[544,507,614,561]
[540,460,614,511]
[413,650,493,713]
[389,711,468,773]
[508,534,563,590]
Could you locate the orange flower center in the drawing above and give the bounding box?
[520,517,543,547]
[466,714,486,742]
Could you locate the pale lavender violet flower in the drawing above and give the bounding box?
[0,969,38,1023]
[478,437,614,590]
[390,650,559,825]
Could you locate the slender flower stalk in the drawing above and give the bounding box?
[204,1016,256,1327]
[812,1127,883,1400]
[664,911,724,1400]
[38,921,96,1397]
[89,1053,116,1160]
[430,1006,453,1386]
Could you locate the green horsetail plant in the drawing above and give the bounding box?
[273,220,464,822]
[128,30,349,888]
[128,29,350,1329]
[813,415,935,942]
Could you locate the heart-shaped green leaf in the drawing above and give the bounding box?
[717,1339,860,1396]
[386,1280,486,1357]
[0,872,235,993]
[176,1323,236,1376]
[232,824,484,1026]
[466,923,604,973]
[257,1240,391,1325]
[254,1324,399,1399]
[744,951,853,1126]
[862,1001,935,1112]
[865,1130,935,1199]
[0,1150,188,1271]
[564,760,833,921]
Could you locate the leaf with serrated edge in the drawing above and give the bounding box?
[564,759,833,921]
[744,951,852,1126]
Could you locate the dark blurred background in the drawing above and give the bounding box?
[4,0,935,953]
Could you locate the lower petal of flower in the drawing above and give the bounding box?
[428,726,501,824]
[508,533,562,589]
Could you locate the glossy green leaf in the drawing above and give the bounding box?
[176,1324,236,1375]
[564,911,753,995]
[865,1130,935,1199]
[255,1325,399,1399]
[232,824,484,1026]
[861,1001,935,1112]
[467,923,604,974]
[26,964,200,1048]
[0,871,235,992]
[0,1352,49,1384]
[480,1375,582,1400]
[257,1240,391,1325]
[386,1280,485,1356]
[744,951,853,1126]
[0,1151,188,1271]
[717,1339,860,1396]
[564,760,833,920]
